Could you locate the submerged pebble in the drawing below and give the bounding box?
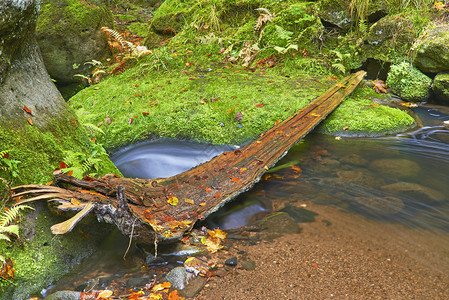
[225,257,238,266]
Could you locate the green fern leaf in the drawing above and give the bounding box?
[0,233,11,242]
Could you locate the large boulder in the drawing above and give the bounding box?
[318,0,351,31]
[412,25,449,73]
[432,72,449,104]
[386,62,432,102]
[362,14,418,63]
[36,0,114,84]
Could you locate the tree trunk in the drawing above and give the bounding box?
[0,0,117,186]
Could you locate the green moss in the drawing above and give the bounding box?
[319,86,416,136]
[386,62,432,102]
[70,62,331,149]
[1,204,112,299]
[36,0,113,35]
[0,109,118,185]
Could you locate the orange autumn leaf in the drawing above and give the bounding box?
[290,165,302,173]
[198,185,205,188]
[23,106,32,114]
[78,189,107,198]
[185,198,194,205]
[205,187,212,193]
[67,170,73,176]
[169,290,183,300]
[27,117,33,125]
[213,193,222,198]
[144,210,152,220]
[229,177,240,182]
[70,198,82,206]
[59,161,68,169]
[152,282,171,292]
[128,290,145,299]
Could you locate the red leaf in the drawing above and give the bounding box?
[27,118,34,126]
[1,152,9,159]
[72,119,77,126]
[256,103,265,108]
[67,170,73,176]
[128,117,133,124]
[59,161,68,169]
[23,106,32,114]
[142,111,150,115]
[205,187,212,193]
[198,185,205,188]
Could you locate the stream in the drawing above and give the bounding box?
[43,104,449,297]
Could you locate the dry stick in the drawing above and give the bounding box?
[123,217,137,261]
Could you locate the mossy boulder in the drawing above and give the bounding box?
[1,203,113,299]
[386,62,432,102]
[36,0,114,83]
[412,25,449,73]
[318,0,351,31]
[432,72,449,104]
[362,14,419,63]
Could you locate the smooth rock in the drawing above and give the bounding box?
[353,196,405,215]
[179,276,207,298]
[225,257,238,266]
[336,169,385,187]
[369,158,420,178]
[340,154,368,166]
[44,291,81,300]
[432,72,449,104]
[258,212,301,241]
[381,182,445,202]
[165,267,195,290]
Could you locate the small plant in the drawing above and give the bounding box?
[0,205,33,264]
[0,151,20,183]
[60,144,107,179]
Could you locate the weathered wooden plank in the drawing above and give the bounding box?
[12,71,366,243]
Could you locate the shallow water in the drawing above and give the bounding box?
[43,104,449,296]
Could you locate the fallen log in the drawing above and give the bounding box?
[11,71,366,244]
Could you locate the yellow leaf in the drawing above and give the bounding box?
[152,282,171,292]
[208,228,227,240]
[168,196,179,206]
[98,290,113,298]
[185,198,194,205]
[336,84,346,88]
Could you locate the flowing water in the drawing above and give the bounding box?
[43,104,449,296]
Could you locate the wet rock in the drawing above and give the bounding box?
[340,154,368,166]
[165,267,195,290]
[412,25,449,73]
[241,260,256,271]
[280,204,318,223]
[432,72,449,104]
[44,291,81,300]
[127,276,150,288]
[258,212,301,241]
[336,169,385,187]
[381,182,445,202]
[369,158,420,178]
[353,196,405,216]
[179,276,207,298]
[225,257,238,266]
[36,0,114,83]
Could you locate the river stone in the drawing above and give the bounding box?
[165,267,195,290]
[353,196,405,216]
[336,169,385,187]
[179,275,207,298]
[36,0,114,83]
[340,153,368,166]
[381,182,445,202]
[258,212,301,241]
[386,62,432,102]
[44,291,81,300]
[412,25,449,73]
[432,72,449,104]
[369,158,420,178]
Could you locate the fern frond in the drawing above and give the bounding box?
[332,63,346,74]
[0,205,33,226]
[274,25,293,41]
[102,27,135,51]
[0,150,9,158]
[0,233,11,242]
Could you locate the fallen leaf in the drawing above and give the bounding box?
[142,111,150,115]
[213,193,222,198]
[128,117,133,124]
[23,106,32,114]
[97,290,113,298]
[200,99,207,104]
[1,151,9,159]
[205,187,212,193]
[67,170,73,176]
[168,290,182,300]
[144,210,152,220]
[343,126,349,130]
[256,103,265,108]
[27,118,33,126]
[199,202,206,206]
[229,177,241,182]
[70,198,82,206]
[152,282,171,292]
[185,198,194,205]
[336,84,346,88]
[168,196,179,206]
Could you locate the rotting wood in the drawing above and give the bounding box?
[11,71,366,244]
